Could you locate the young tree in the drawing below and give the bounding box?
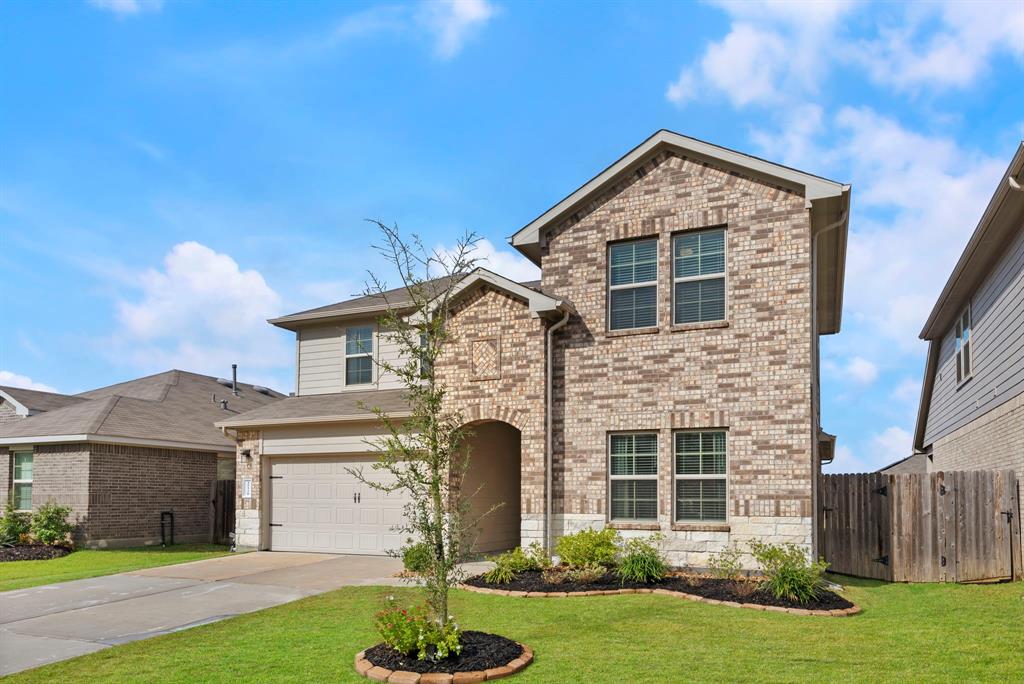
[352,220,484,630]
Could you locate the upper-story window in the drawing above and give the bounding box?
[608,239,658,330]
[673,228,726,325]
[955,305,972,384]
[345,326,374,385]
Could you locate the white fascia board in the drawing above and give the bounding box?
[427,268,564,316]
[0,434,232,452]
[511,129,847,249]
[216,412,412,429]
[0,390,30,417]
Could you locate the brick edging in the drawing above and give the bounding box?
[457,584,861,617]
[354,642,534,682]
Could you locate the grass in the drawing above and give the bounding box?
[4,575,1022,683]
[0,544,231,592]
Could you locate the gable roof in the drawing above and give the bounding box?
[269,274,559,330]
[429,268,566,318]
[913,142,1024,451]
[508,129,851,334]
[0,386,88,417]
[0,370,284,452]
[918,142,1024,340]
[216,388,410,429]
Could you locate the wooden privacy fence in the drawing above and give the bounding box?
[211,479,236,545]
[819,470,1022,582]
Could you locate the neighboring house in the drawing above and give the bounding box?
[913,143,1024,485]
[0,370,283,547]
[218,129,851,567]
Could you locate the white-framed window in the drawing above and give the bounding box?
[609,433,658,521]
[419,332,432,379]
[673,228,726,325]
[12,451,33,512]
[345,326,374,385]
[955,305,972,385]
[674,431,727,522]
[608,238,658,330]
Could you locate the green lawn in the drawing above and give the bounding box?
[4,576,1022,683]
[0,544,231,592]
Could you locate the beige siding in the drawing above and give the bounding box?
[296,320,408,396]
[261,421,394,455]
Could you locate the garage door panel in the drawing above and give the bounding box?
[270,456,409,555]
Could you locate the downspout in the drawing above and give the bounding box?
[545,307,571,553]
[811,206,848,559]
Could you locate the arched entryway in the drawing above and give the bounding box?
[460,420,522,554]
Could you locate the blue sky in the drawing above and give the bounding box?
[1,0,1022,472]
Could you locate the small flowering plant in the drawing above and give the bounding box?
[375,598,462,662]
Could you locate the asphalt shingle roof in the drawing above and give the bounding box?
[216,388,409,428]
[0,386,89,413]
[0,370,284,450]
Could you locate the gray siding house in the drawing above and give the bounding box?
[914,142,1024,481]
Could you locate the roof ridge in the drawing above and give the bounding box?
[87,395,122,434]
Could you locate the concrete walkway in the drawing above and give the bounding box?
[0,551,405,676]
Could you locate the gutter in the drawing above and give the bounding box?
[545,307,571,552]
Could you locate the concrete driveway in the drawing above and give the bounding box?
[0,552,404,676]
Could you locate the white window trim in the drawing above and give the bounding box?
[672,228,727,326]
[673,430,728,524]
[607,238,659,331]
[344,326,375,386]
[955,304,972,387]
[12,451,33,512]
[607,431,659,522]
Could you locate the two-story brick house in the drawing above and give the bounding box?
[218,130,851,567]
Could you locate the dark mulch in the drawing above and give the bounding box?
[464,570,854,611]
[364,630,523,674]
[0,544,73,562]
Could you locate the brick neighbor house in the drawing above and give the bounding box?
[218,130,851,567]
[903,143,1024,491]
[0,370,283,547]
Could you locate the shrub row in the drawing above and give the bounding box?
[0,499,75,547]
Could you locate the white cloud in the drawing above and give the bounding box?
[666,1,1024,108]
[870,425,913,465]
[469,238,540,282]
[88,0,163,17]
[826,444,873,474]
[891,377,923,404]
[845,357,878,385]
[852,1,1024,91]
[418,0,497,59]
[111,242,292,387]
[300,279,365,306]
[0,371,59,393]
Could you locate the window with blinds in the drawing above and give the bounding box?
[609,433,658,521]
[608,239,657,330]
[955,305,972,384]
[345,326,374,385]
[674,431,727,522]
[673,228,726,324]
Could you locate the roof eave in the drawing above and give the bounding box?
[0,433,233,452]
[216,412,413,430]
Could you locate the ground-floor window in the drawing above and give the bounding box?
[12,451,33,511]
[609,433,658,521]
[674,431,727,522]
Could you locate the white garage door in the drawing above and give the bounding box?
[269,456,409,555]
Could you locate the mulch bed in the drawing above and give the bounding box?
[364,630,523,674]
[464,570,854,611]
[0,543,73,562]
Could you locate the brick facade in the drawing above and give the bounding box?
[1,442,218,547]
[0,399,21,425]
[931,393,1024,523]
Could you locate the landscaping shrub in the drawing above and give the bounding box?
[566,562,605,584]
[483,543,550,584]
[616,535,667,584]
[748,541,829,604]
[30,501,74,547]
[375,599,461,661]
[555,528,619,568]
[708,544,745,581]
[541,567,567,585]
[0,500,31,547]
[402,542,432,573]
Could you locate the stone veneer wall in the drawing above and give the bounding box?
[234,429,263,549]
[84,443,218,547]
[538,151,816,568]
